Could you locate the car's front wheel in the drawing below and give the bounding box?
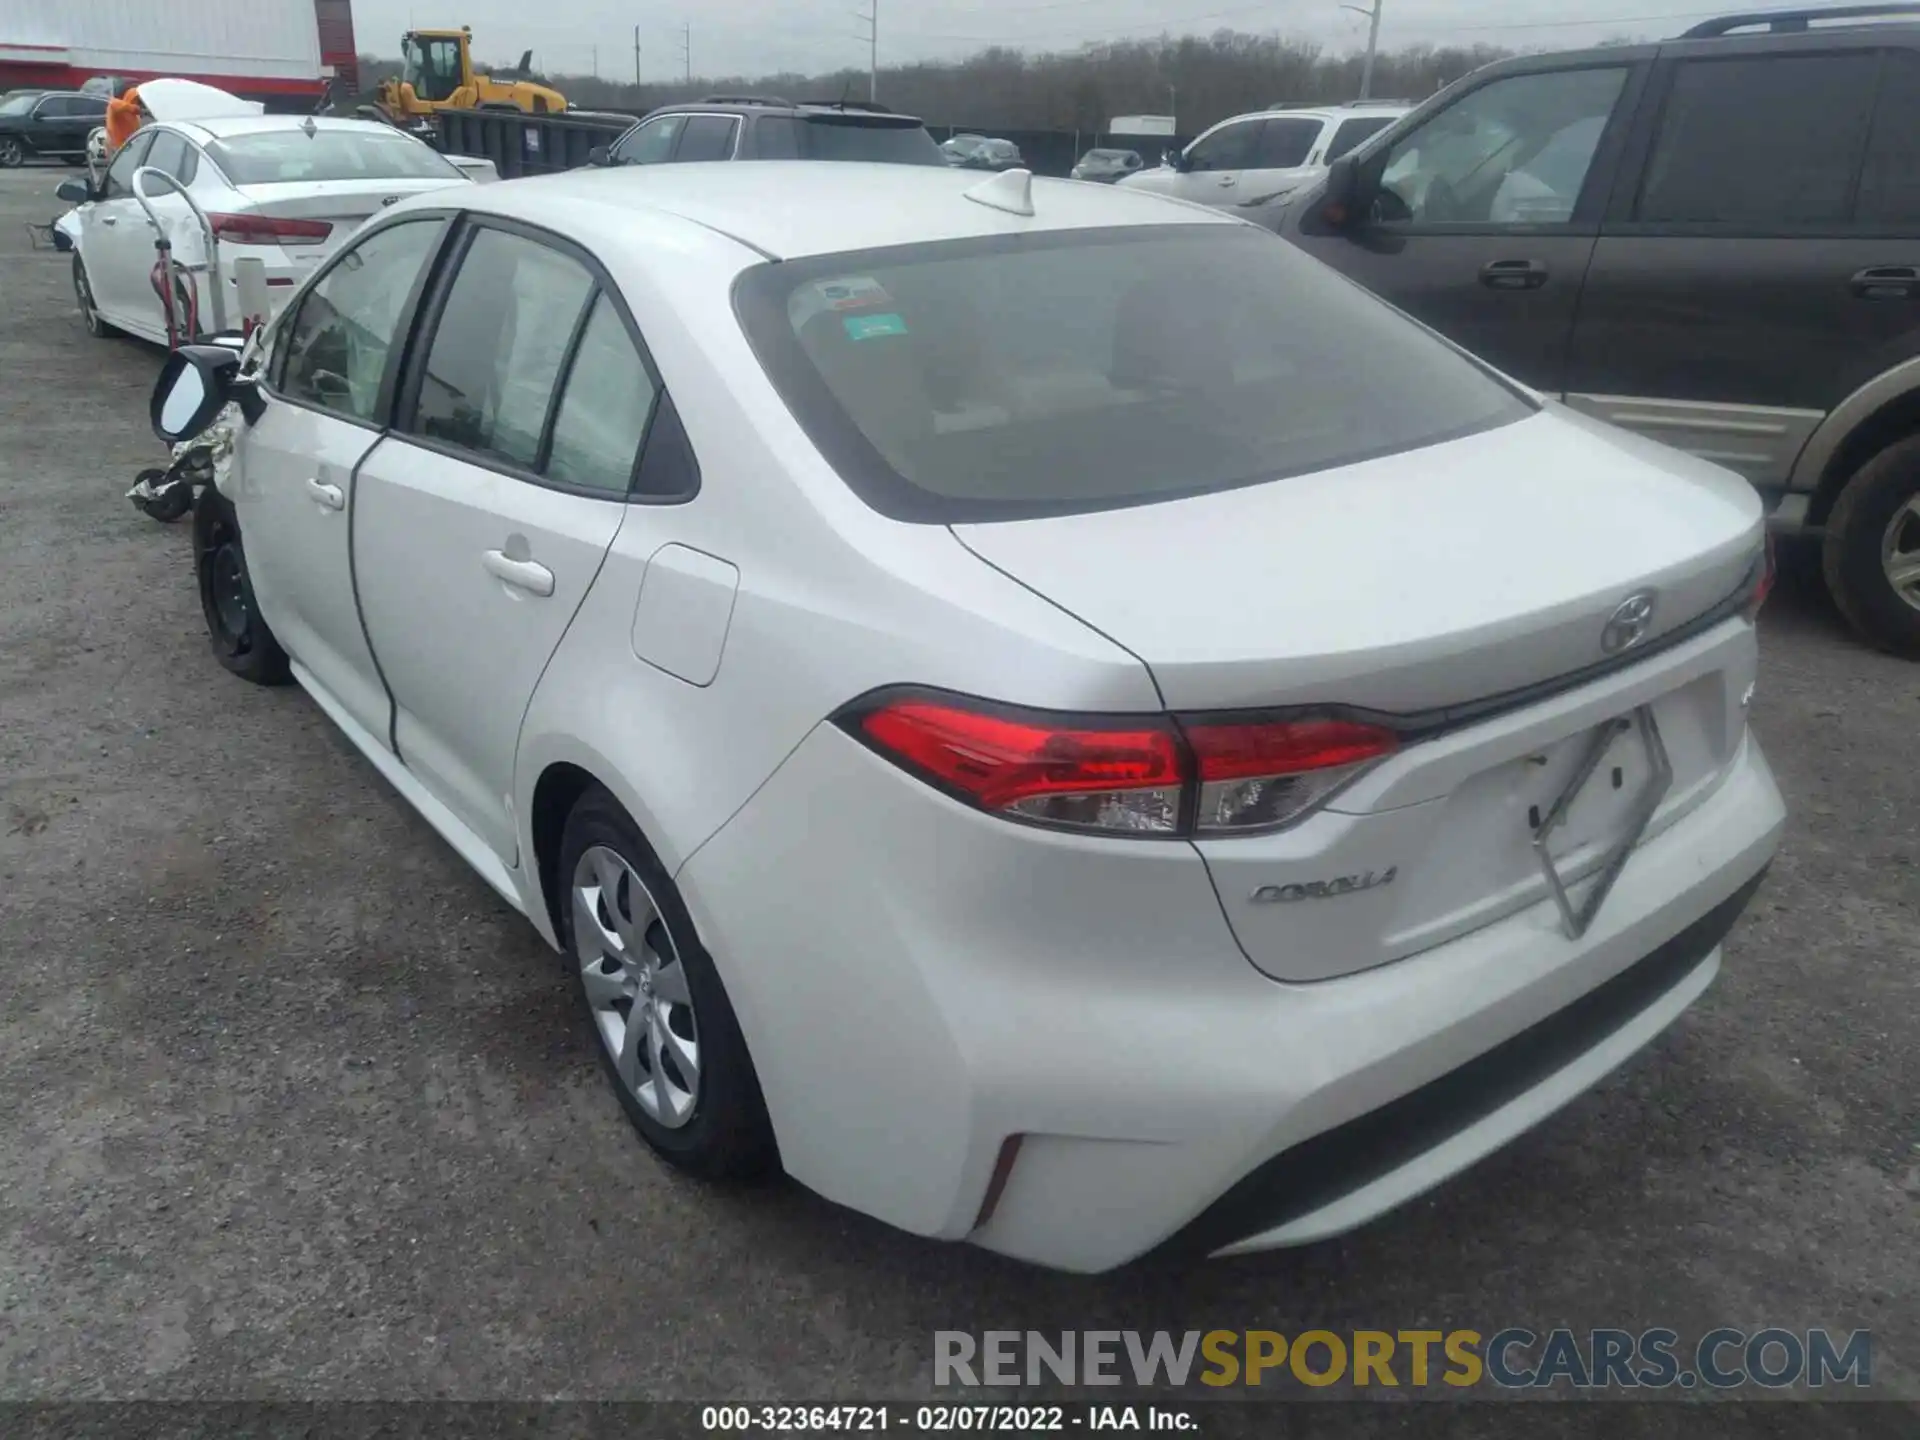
[192,489,291,684]
[0,136,23,168]
[1823,434,1920,658]
[71,255,116,338]
[559,786,777,1181]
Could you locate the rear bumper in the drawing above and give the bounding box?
[677,721,1784,1273]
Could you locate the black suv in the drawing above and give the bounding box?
[1268,4,1920,656]
[0,90,109,168]
[590,95,945,169]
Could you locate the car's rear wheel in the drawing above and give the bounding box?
[559,787,776,1181]
[0,137,23,168]
[1823,434,1920,658]
[72,255,116,338]
[193,490,291,685]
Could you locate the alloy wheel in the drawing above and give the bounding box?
[1883,495,1920,614]
[0,138,22,168]
[571,845,702,1129]
[73,259,101,334]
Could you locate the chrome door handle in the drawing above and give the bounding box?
[304,477,345,511]
[101,215,118,226]
[482,549,554,596]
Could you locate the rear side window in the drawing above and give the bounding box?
[1637,54,1879,225]
[279,219,444,422]
[545,294,660,493]
[143,130,197,185]
[736,225,1531,523]
[411,228,594,468]
[1252,118,1320,168]
[1325,115,1395,161]
[672,115,738,162]
[756,114,943,165]
[207,127,460,183]
[1858,52,1920,223]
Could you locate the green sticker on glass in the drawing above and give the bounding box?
[844,312,908,341]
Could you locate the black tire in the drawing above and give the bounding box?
[192,489,292,685]
[558,786,777,1181]
[72,255,117,338]
[0,136,23,168]
[1822,433,1920,658]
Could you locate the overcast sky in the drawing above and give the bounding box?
[355,1,1745,81]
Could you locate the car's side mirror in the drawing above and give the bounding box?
[588,144,610,166]
[1161,148,1182,171]
[151,344,255,443]
[1319,154,1365,228]
[55,177,92,205]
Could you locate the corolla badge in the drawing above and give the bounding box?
[1601,590,1658,655]
[1252,868,1397,904]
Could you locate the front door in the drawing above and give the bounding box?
[1287,62,1643,392]
[238,215,451,742]
[1565,44,1920,489]
[352,222,646,863]
[81,130,155,323]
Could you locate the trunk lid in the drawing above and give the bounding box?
[237,177,469,236]
[951,407,1762,716]
[953,406,1766,982]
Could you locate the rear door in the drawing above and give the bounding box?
[351,219,650,863]
[1564,39,1920,490]
[1286,59,1647,392]
[1237,114,1326,201]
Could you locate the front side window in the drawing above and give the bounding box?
[1376,67,1628,225]
[736,225,1531,523]
[279,219,445,421]
[143,129,191,183]
[1252,118,1320,169]
[671,115,738,163]
[103,131,153,198]
[615,115,683,164]
[410,228,594,469]
[1185,119,1257,172]
[1637,53,1878,226]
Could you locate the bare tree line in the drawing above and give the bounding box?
[360,31,1551,134]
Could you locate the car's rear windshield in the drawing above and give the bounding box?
[734,225,1533,522]
[207,128,462,184]
[758,114,944,165]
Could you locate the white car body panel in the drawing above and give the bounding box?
[1120,104,1411,212]
[66,115,467,344]
[209,163,1785,1270]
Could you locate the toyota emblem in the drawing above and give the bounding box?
[1602,591,1658,654]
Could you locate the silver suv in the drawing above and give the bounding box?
[1118,101,1410,212]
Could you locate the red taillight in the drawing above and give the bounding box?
[1745,534,1777,622]
[844,693,1397,838]
[208,212,333,246]
[857,699,1186,834]
[1184,716,1398,834]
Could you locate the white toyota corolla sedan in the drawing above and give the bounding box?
[149,161,1785,1272]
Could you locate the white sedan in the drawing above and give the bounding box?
[148,161,1785,1272]
[60,112,470,346]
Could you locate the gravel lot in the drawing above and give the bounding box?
[0,167,1915,1419]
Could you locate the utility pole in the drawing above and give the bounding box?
[679,23,691,83]
[855,0,877,102]
[1340,0,1383,101]
[634,25,641,85]
[592,43,599,79]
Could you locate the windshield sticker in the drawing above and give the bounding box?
[844,313,908,341]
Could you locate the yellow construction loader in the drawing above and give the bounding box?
[367,27,567,129]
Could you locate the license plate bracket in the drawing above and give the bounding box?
[1531,706,1673,939]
